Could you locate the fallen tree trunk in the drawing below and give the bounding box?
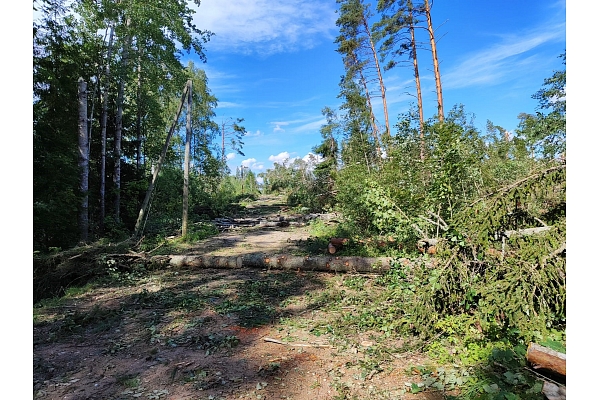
[526,342,566,377]
[156,254,398,273]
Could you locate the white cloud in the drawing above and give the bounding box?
[269,151,294,164]
[270,115,326,134]
[293,118,326,133]
[302,152,324,170]
[241,158,257,167]
[245,130,263,137]
[240,158,265,170]
[272,124,286,133]
[218,101,243,108]
[302,152,323,164]
[226,153,236,161]
[444,22,565,89]
[191,0,338,55]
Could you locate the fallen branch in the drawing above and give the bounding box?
[502,226,553,238]
[540,242,566,267]
[263,337,334,348]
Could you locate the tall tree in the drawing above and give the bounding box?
[312,107,341,209]
[336,0,390,142]
[516,53,566,160]
[34,0,213,248]
[220,118,246,166]
[77,77,90,242]
[182,80,192,237]
[99,24,115,232]
[34,0,101,249]
[375,0,426,158]
[133,81,191,238]
[422,0,444,121]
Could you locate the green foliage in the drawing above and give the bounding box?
[516,53,566,160]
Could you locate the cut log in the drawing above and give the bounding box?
[329,237,349,247]
[160,254,397,274]
[328,243,337,254]
[526,343,566,377]
[417,238,438,254]
[328,237,349,254]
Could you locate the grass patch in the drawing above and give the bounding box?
[115,374,141,388]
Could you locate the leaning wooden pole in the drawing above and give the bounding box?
[133,81,190,238]
[182,80,192,237]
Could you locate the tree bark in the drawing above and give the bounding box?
[133,81,191,238]
[162,254,396,273]
[424,0,444,122]
[182,80,192,237]
[99,24,115,232]
[136,45,144,170]
[78,78,89,243]
[526,342,566,377]
[408,2,425,159]
[114,29,131,223]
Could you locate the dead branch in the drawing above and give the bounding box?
[540,242,566,267]
[263,337,334,349]
[502,226,553,238]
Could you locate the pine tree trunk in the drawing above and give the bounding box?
[136,46,144,170]
[78,78,89,243]
[361,14,390,138]
[182,80,192,237]
[99,24,115,232]
[409,4,425,160]
[114,24,131,223]
[424,0,444,122]
[351,53,382,159]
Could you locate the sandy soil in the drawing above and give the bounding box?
[33,196,448,400]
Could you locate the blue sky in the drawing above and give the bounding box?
[181,0,567,175]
